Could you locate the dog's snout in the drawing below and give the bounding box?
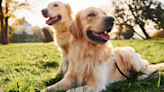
[42,9,48,18]
[105,17,114,23]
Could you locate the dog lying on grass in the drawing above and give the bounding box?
[44,7,164,92]
[42,1,72,74]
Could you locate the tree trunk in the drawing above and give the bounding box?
[128,4,151,39]
[128,25,145,39]
[139,25,151,39]
[0,0,9,44]
[118,25,122,39]
[4,17,9,43]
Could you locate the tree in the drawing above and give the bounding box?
[121,28,134,39]
[103,0,164,39]
[0,0,33,44]
[114,25,134,39]
[102,0,145,39]
[126,0,164,39]
[0,0,6,44]
[147,2,164,30]
[33,26,42,42]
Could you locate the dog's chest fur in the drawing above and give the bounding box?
[55,31,70,56]
[68,39,112,85]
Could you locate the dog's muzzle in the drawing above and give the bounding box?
[42,9,48,18]
[104,16,114,32]
[105,17,114,24]
[87,16,114,43]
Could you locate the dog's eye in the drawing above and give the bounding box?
[54,4,58,7]
[88,13,95,17]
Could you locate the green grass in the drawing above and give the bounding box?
[0,39,164,92]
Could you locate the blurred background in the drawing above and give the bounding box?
[0,0,164,44]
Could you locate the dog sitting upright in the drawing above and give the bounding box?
[42,1,72,74]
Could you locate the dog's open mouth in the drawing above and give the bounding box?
[87,30,110,43]
[46,15,61,25]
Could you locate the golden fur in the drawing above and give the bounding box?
[42,1,72,74]
[45,7,164,92]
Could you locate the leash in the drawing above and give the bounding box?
[112,55,135,81]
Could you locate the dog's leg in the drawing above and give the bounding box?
[124,51,164,80]
[114,47,151,80]
[45,74,75,91]
[66,85,106,92]
[114,47,149,72]
[66,76,106,92]
[61,55,69,73]
[138,63,164,80]
[147,63,164,72]
[57,55,69,74]
[57,63,63,74]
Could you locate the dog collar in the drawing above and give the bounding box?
[62,28,68,32]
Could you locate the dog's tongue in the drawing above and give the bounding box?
[97,33,110,40]
[46,17,58,24]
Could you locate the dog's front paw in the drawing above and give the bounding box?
[42,86,56,92]
[57,69,63,75]
[137,74,149,80]
[66,90,70,92]
[41,88,49,92]
[66,89,74,92]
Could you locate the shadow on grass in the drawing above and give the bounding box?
[44,74,64,86]
[0,69,4,76]
[43,61,59,69]
[0,69,4,73]
[158,42,164,45]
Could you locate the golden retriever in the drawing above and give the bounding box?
[42,1,72,74]
[45,7,164,92]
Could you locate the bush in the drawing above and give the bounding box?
[151,30,164,38]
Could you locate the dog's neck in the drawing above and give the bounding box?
[69,37,113,69]
[53,19,72,35]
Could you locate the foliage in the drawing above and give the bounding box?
[2,0,32,18]
[125,0,164,39]
[9,25,17,35]
[0,39,164,92]
[0,0,46,44]
[0,0,32,44]
[102,0,138,39]
[104,72,164,92]
[103,0,164,39]
[42,27,54,43]
[122,29,134,39]
[141,1,164,30]
[114,26,134,39]
[151,30,164,38]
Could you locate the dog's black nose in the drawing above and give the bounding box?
[105,17,114,23]
[42,9,48,18]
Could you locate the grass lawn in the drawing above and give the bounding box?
[0,39,164,92]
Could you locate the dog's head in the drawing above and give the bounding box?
[41,1,72,26]
[69,7,114,44]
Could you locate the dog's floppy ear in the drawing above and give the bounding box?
[65,3,72,20]
[69,11,82,39]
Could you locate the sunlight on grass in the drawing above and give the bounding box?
[0,39,164,92]
[0,42,62,91]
